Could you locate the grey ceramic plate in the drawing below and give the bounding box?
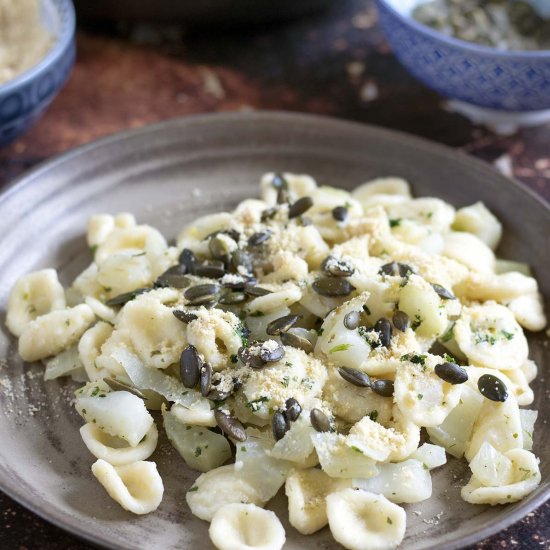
[0,112,547,550]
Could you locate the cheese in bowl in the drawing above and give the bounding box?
[0,0,52,85]
[6,173,546,550]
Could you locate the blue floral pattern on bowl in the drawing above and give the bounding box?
[0,0,76,146]
[375,0,550,112]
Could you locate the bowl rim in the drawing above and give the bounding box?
[375,0,550,57]
[0,0,76,95]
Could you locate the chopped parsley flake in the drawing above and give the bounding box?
[329,343,351,353]
[236,322,250,347]
[389,218,402,228]
[401,353,427,366]
[411,314,423,330]
[443,353,456,363]
[246,396,269,412]
[440,323,455,343]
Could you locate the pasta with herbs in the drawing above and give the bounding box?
[6,173,547,550]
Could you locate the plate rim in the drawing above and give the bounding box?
[0,110,548,550]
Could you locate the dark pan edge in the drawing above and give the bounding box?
[0,111,547,550]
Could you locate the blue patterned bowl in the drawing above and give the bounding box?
[375,0,550,112]
[0,0,75,146]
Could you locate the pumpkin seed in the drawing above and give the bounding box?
[435,362,468,385]
[378,261,414,277]
[432,283,456,300]
[310,408,331,433]
[172,310,198,323]
[222,274,252,290]
[194,261,226,279]
[338,367,371,388]
[259,341,285,363]
[209,235,233,262]
[478,374,508,402]
[271,173,288,190]
[184,283,221,302]
[218,291,248,305]
[207,388,233,402]
[179,248,196,274]
[312,277,355,297]
[321,256,355,277]
[332,206,349,222]
[277,186,289,204]
[266,314,300,336]
[272,411,290,441]
[392,310,410,332]
[103,377,148,400]
[248,231,272,247]
[284,398,302,422]
[374,318,392,348]
[180,345,202,388]
[155,265,190,289]
[344,311,361,330]
[105,287,151,306]
[280,331,314,354]
[398,263,415,277]
[379,261,399,276]
[214,410,247,442]
[237,345,266,369]
[371,379,394,397]
[200,363,213,397]
[231,249,254,275]
[261,207,279,222]
[244,284,273,297]
[288,196,313,219]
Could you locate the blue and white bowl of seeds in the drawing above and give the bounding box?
[375,0,550,131]
[0,0,76,146]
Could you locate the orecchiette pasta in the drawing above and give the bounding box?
[461,448,541,505]
[209,503,286,550]
[80,422,158,465]
[452,201,502,250]
[6,172,545,547]
[6,269,66,337]
[18,304,95,362]
[454,302,528,371]
[326,489,407,550]
[91,459,164,514]
[285,468,350,535]
[186,465,263,522]
[442,231,495,273]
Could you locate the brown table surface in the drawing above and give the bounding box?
[0,0,548,548]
